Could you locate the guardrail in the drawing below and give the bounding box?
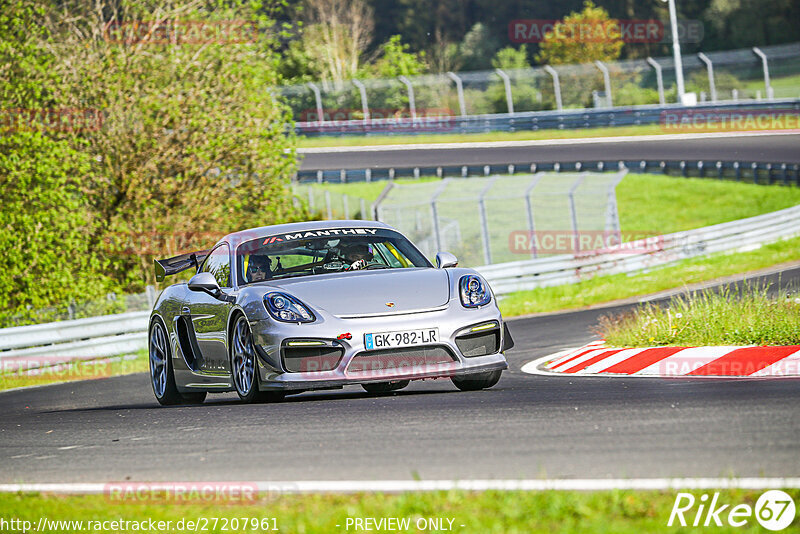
[475,204,800,294]
[2,203,799,368]
[297,159,800,185]
[0,311,149,371]
[294,99,800,137]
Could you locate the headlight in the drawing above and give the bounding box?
[459,275,491,308]
[264,292,315,323]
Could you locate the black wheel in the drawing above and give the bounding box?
[451,370,502,391]
[149,318,183,406]
[230,315,285,404]
[362,380,410,394]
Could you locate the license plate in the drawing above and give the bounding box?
[364,328,439,350]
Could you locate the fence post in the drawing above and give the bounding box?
[495,68,515,115]
[372,182,395,221]
[145,285,156,308]
[360,198,367,220]
[646,57,666,105]
[352,79,370,124]
[594,60,613,107]
[543,65,562,111]
[605,170,627,236]
[307,82,324,124]
[697,53,717,102]
[478,176,499,265]
[342,194,350,218]
[752,47,773,100]
[324,190,333,219]
[568,173,587,254]
[446,72,467,116]
[398,75,416,119]
[430,180,450,252]
[524,173,544,259]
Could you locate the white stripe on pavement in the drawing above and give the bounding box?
[749,347,800,377]
[580,348,649,374]
[3,478,800,493]
[635,346,739,376]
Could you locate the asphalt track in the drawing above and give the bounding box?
[298,132,800,170]
[1,266,798,484]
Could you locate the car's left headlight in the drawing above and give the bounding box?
[459,275,491,308]
[264,292,315,323]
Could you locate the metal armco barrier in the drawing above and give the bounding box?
[294,99,800,137]
[0,311,149,371]
[475,204,800,294]
[296,159,800,186]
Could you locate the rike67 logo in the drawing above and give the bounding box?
[668,490,795,530]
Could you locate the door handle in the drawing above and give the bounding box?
[181,306,190,314]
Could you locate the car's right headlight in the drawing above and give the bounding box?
[264,292,315,323]
[459,275,492,308]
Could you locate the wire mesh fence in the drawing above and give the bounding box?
[373,171,627,267]
[278,43,800,130]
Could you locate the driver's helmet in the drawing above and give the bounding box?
[340,243,373,263]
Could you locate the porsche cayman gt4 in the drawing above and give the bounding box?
[148,220,512,405]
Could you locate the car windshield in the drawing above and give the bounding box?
[237,228,432,285]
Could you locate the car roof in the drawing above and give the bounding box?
[220,220,395,248]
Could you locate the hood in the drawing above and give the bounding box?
[265,268,450,317]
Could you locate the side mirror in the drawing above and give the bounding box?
[188,272,222,296]
[435,252,459,269]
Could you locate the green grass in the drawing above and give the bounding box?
[742,73,800,99]
[600,283,800,347]
[498,235,800,318]
[0,350,148,391]
[3,489,795,533]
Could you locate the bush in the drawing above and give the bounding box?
[0,132,118,326]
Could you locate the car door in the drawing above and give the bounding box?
[185,243,234,374]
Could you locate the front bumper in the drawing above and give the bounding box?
[250,301,509,391]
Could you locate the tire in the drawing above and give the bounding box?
[451,369,502,391]
[230,315,285,404]
[361,380,410,394]
[149,318,184,406]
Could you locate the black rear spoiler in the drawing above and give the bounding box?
[154,249,210,282]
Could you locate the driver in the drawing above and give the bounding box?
[341,243,373,271]
[247,255,272,282]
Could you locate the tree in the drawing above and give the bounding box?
[300,0,374,85]
[2,0,305,303]
[535,1,624,66]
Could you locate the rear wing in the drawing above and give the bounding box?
[154,250,210,282]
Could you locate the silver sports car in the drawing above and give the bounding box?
[149,220,512,405]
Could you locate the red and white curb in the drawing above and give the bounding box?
[522,340,800,378]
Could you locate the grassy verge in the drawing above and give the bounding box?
[296,119,798,148]
[599,283,800,347]
[498,236,800,318]
[3,489,794,533]
[0,350,148,392]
